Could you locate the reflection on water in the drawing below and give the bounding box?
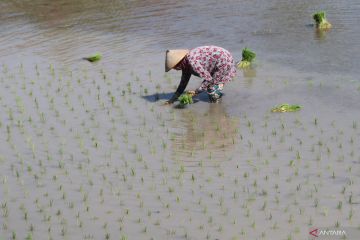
[314,28,329,42]
[171,104,239,164]
[242,67,257,88]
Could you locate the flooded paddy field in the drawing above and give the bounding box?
[1,0,360,240]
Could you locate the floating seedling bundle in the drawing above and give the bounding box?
[271,104,301,112]
[237,48,256,69]
[83,53,102,62]
[313,11,332,30]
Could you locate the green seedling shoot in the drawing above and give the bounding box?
[83,53,102,62]
[271,104,301,113]
[237,48,256,68]
[178,93,193,105]
[313,11,332,30]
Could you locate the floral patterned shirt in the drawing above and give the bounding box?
[187,46,236,91]
[168,46,236,103]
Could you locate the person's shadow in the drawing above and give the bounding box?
[141,92,173,102]
[142,92,219,104]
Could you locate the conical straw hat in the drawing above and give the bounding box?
[165,49,189,72]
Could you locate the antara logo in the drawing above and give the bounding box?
[309,228,347,238]
[309,228,318,237]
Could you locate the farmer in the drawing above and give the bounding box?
[165,46,236,104]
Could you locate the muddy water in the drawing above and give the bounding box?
[1,0,360,74]
[1,0,360,240]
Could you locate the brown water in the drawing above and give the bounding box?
[1,0,360,74]
[1,0,360,240]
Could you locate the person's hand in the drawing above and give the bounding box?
[186,90,197,97]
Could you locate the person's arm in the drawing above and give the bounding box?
[166,71,191,103]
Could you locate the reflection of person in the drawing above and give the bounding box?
[165,46,237,104]
[171,104,239,159]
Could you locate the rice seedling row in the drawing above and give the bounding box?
[0,64,359,240]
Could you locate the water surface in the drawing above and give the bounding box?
[1,1,360,240]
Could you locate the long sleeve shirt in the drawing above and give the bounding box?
[168,46,236,103]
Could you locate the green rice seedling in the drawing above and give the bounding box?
[261,201,267,211]
[8,108,14,121]
[104,232,110,240]
[271,104,301,113]
[29,224,34,232]
[348,192,353,204]
[313,11,332,30]
[314,118,318,126]
[191,174,195,182]
[120,235,128,240]
[162,141,167,149]
[289,160,295,167]
[348,209,353,220]
[25,233,33,240]
[337,201,343,210]
[335,220,340,228]
[251,221,256,229]
[314,198,319,208]
[237,48,256,68]
[288,214,294,223]
[178,93,193,105]
[322,207,329,216]
[83,53,102,62]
